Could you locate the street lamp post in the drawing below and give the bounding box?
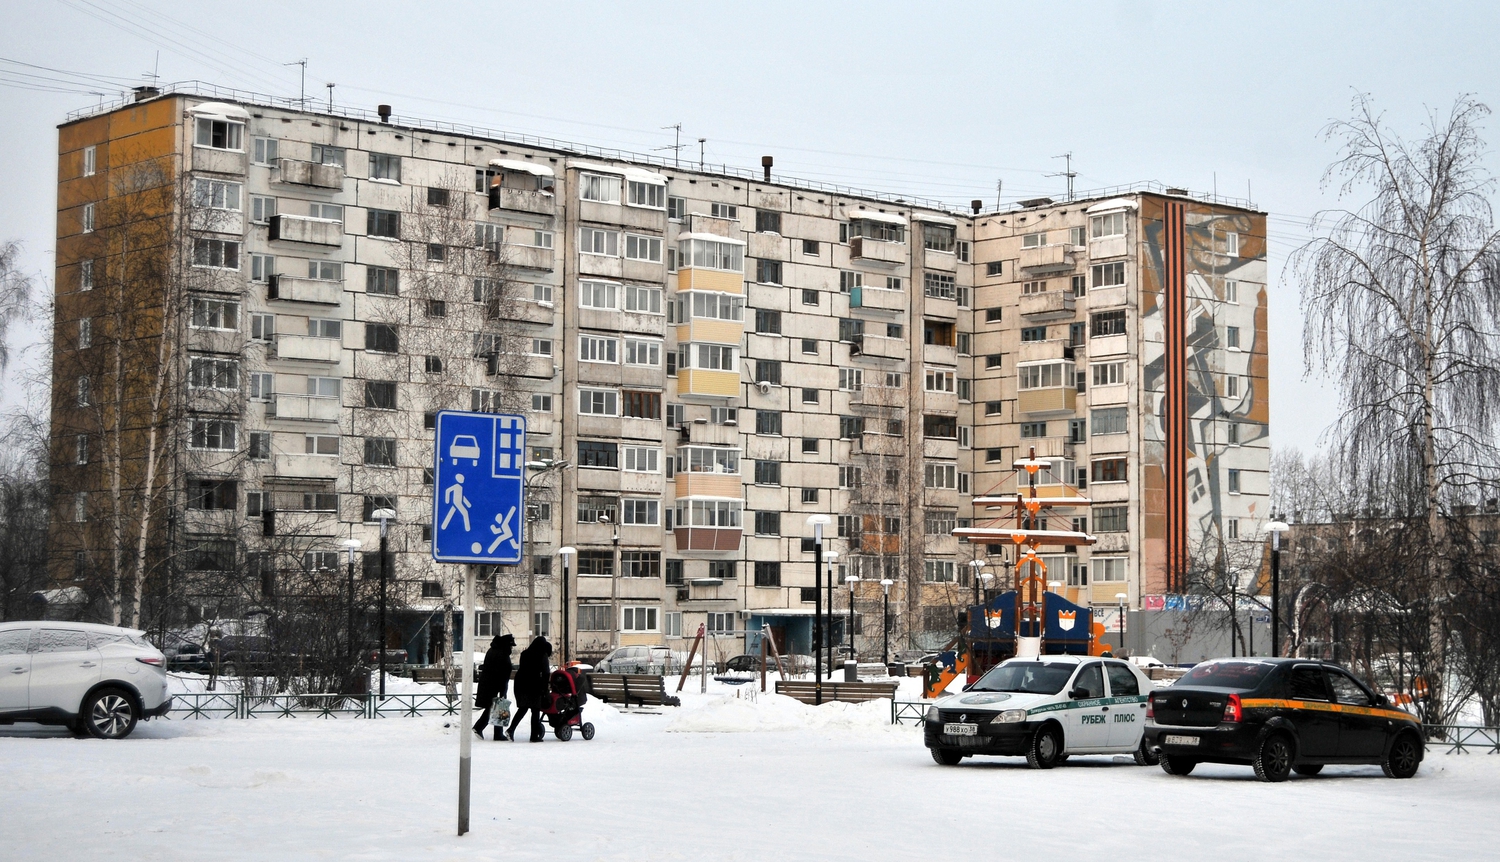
[372,508,397,698]
[1230,571,1238,657]
[609,524,620,650]
[824,551,838,677]
[342,538,361,669]
[1115,592,1127,655]
[557,547,576,663]
[979,572,994,606]
[806,515,831,705]
[969,559,985,609]
[523,459,569,638]
[845,574,860,662]
[1266,520,1290,657]
[879,578,894,665]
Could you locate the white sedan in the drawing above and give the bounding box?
[0,621,172,739]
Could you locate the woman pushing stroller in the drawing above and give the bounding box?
[505,636,552,742]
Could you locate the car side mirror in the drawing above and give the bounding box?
[1376,694,1389,707]
[1070,686,1088,700]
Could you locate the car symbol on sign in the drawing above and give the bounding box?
[449,435,481,466]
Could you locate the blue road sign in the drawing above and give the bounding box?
[431,410,526,564]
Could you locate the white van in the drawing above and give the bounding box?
[924,654,1157,768]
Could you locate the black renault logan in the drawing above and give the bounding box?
[1143,658,1423,782]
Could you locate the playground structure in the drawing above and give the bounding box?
[924,448,1107,698]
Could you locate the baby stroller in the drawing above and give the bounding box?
[543,666,595,741]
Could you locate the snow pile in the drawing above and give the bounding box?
[664,692,899,734]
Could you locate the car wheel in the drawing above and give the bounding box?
[1026,725,1063,769]
[221,662,238,678]
[1133,736,1161,766]
[1293,763,1324,776]
[555,724,573,742]
[1382,732,1422,779]
[931,748,964,766]
[1253,733,1294,783]
[82,688,137,740]
[1160,755,1197,776]
[581,722,596,741]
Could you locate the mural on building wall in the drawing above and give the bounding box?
[1139,198,1269,595]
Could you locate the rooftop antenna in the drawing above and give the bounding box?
[698,137,706,171]
[654,123,685,168]
[285,58,308,107]
[1049,152,1077,201]
[996,179,1003,210]
[150,51,159,89]
[326,82,335,112]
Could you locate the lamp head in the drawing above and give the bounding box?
[557,546,577,558]
[823,550,838,563]
[1116,592,1128,602]
[879,578,894,589]
[845,574,859,585]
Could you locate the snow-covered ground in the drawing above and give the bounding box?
[2,680,1496,861]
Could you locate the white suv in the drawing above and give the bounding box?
[0,621,172,739]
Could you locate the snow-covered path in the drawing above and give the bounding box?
[2,691,1495,861]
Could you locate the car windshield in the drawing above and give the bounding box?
[1178,660,1276,690]
[970,662,1075,695]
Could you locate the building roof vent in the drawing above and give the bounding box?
[1018,197,1054,209]
[762,156,773,182]
[133,86,160,102]
[971,199,983,214]
[378,104,392,123]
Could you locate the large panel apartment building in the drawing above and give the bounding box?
[49,87,1269,662]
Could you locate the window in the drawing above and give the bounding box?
[924,462,957,489]
[1092,362,1125,387]
[1224,279,1239,304]
[1018,362,1067,390]
[1021,232,1046,249]
[247,137,277,166]
[77,259,95,292]
[306,434,339,455]
[579,280,618,310]
[1019,421,1047,439]
[578,388,618,416]
[753,511,781,536]
[924,560,956,583]
[1022,280,1047,296]
[955,378,972,402]
[795,340,816,360]
[530,394,553,413]
[1226,326,1241,350]
[577,605,611,631]
[680,237,744,272]
[621,390,660,419]
[1226,375,1240,398]
[622,499,661,526]
[801,388,819,405]
[923,272,956,299]
[800,437,819,455]
[754,308,782,335]
[742,560,780,588]
[195,117,243,150]
[188,356,239,390]
[924,415,957,438]
[1090,211,1126,239]
[624,233,663,262]
[925,509,957,536]
[74,433,90,465]
[579,173,621,203]
[922,223,956,252]
[577,497,619,525]
[189,419,237,451]
[623,446,660,473]
[248,432,271,461]
[1093,505,1129,533]
[1021,326,1049,343]
[363,437,396,467]
[423,186,451,207]
[1092,261,1126,288]
[1068,226,1087,246]
[186,478,238,512]
[1092,557,1126,582]
[689,292,744,322]
[1225,517,1241,541]
[754,359,781,386]
[1091,310,1127,337]
[363,380,397,410]
[1228,468,1242,494]
[364,323,398,353]
[755,411,782,436]
[1227,422,1240,446]
[577,441,618,469]
[1224,231,1240,257]
[579,334,618,364]
[839,270,862,293]
[80,144,97,177]
[192,238,240,270]
[365,209,400,239]
[754,460,781,485]
[667,196,686,220]
[73,316,92,350]
[618,605,659,632]
[710,202,739,220]
[1092,458,1127,483]
[422,243,446,263]
[755,258,782,284]
[192,178,242,212]
[1092,407,1128,435]
[839,416,864,440]
[307,144,344,167]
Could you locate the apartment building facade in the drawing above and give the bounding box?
[49,87,1269,662]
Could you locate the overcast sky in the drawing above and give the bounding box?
[3,0,1497,455]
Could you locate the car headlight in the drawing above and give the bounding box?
[926,706,940,722]
[990,709,1028,724]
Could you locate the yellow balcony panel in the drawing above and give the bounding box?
[676,473,743,499]
[678,267,743,295]
[683,319,744,345]
[1018,387,1076,415]
[679,368,740,398]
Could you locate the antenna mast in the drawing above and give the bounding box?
[1049,152,1077,201]
[285,59,308,107]
[654,123,685,168]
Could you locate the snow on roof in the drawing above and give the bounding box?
[489,158,555,178]
[911,212,958,226]
[569,160,628,176]
[187,101,250,121]
[846,209,908,226]
[1086,198,1139,214]
[569,163,667,183]
[677,232,746,246]
[624,166,668,185]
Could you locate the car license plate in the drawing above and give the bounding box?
[944,723,978,736]
[1162,734,1199,746]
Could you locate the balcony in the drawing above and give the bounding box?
[677,318,744,346]
[677,267,743,295]
[269,214,343,247]
[1019,340,1075,363]
[273,453,339,480]
[854,432,904,457]
[268,275,341,305]
[275,334,342,363]
[673,527,743,553]
[1089,235,1128,260]
[488,186,555,217]
[1018,243,1076,275]
[679,420,740,446]
[498,243,555,272]
[849,237,907,265]
[851,334,904,360]
[271,394,340,423]
[1088,286,1128,308]
[1019,290,1077,320]
[1017,386,1077,416]
[848,286,905,313]
[675,472,742,499]
[678,368,740,398]
[275,158,345,190]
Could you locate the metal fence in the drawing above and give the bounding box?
[891,700,929,726]
[165,692,461,720]
[1424,725,1500,754]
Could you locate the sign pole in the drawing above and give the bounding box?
[458,563,475,836]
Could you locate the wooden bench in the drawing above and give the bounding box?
[411,666,449,684]
[584,673,681,708]
[775,680,899,705]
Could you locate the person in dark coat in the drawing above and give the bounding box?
[506,636,552,741]
[472,634,515,739]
